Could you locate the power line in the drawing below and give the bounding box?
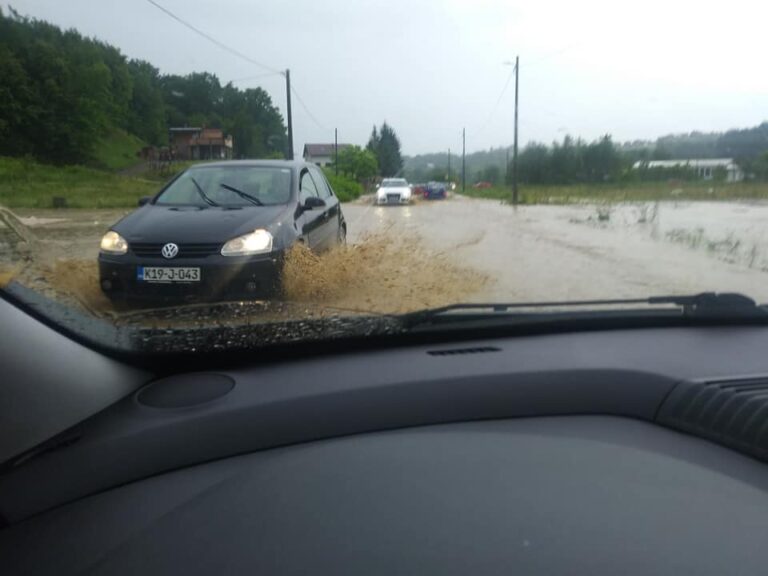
[471,62,517,137]
[145,0,282,75]
[290,83,328,131]
[228,72,283,84]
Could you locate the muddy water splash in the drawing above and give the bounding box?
[282,234,488,314]
[3,213,487,321]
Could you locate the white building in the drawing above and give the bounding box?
[632,158,744,182]
[303,143,352,167]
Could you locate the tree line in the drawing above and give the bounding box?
[0,8,286,165]
[405,122,768,185]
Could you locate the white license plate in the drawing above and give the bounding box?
[137,266,201,283]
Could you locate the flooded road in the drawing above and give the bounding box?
[4,196,768,324]
[344,196,768,302]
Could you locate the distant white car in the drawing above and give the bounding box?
[376,178,412,205]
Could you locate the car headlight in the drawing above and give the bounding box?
[100,231,128,255]
[221,229,273,256]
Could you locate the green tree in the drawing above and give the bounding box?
[0,7,287,163]
[127,60,165,144]
[479,164,501,184]
[515,142,550,184]
[337,145,378,181]
[367,122,403,177]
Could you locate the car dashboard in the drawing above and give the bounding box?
[1,297,768,574]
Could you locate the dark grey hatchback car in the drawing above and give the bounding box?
[98,160,346,302]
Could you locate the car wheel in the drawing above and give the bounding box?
[338,223,347,246]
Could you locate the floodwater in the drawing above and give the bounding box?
[4,196,768,327]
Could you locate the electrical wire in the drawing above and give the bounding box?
[290,83,328,131]
[145,0,283,75]
[471,62,517,137]
[228,72,283,84]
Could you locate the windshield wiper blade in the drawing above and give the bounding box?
[219,183,264,206]
[189,177,219,207]
[648,292,764,316]
[405,292,767,326]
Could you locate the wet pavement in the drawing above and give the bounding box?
[4,195,768,327]
[344,196,768,303]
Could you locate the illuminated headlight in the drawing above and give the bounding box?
[100,231,128,255]
[221,229,273,256]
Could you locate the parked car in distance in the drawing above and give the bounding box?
[376,178,412,205]
[412,183,427,197]
[98,160,346,303]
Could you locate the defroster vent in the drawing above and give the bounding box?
[427,346,501,356]
[657,377,768,462]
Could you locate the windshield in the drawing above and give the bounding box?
[156,166,292,207]
[382,179,408,188]
[2,1,768,354]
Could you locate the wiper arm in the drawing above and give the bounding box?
[405,292,767,326]
[189,177,219,207]
[648,292,764,317]
[219,183,264,206]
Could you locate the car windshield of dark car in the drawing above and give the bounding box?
[156,167,292,207]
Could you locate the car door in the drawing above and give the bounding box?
[308,165,340,250]
[298,168,325,249]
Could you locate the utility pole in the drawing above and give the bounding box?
[334,128,338,175]
[447,148,451,181]
[512,55,519,204]
[285,69,294,160]
[506,146,510,184]
[462,128,466,194]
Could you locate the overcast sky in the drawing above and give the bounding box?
[6,0,768,156]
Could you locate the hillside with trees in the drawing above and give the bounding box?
[0,8,287,166]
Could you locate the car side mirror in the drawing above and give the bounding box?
[303,196,326,210]
[138,196,151,206]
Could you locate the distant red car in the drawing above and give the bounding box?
[473,181,493,189]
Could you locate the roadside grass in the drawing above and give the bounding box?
[0,157,365,209]
[460,181,768,203]
[90,128,146,172]
[0,156,160,209]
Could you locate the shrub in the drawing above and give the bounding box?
[323,169,363,202]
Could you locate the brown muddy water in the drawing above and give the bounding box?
[4,196,768,329]
[0,204,487,325]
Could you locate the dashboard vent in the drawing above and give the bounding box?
[427,346,501,356]
[657,377,768,462]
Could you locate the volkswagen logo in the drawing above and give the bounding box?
[161,243,179,259]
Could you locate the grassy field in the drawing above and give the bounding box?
[90,128,147,172]
[460,181,768,203]
[0,156,362,209]
[0,156,163,208]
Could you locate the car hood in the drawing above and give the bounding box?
[113,205,291,244]
[378,187,410,195]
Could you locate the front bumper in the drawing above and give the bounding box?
[377,193,411,205]
[98,250,285,302]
